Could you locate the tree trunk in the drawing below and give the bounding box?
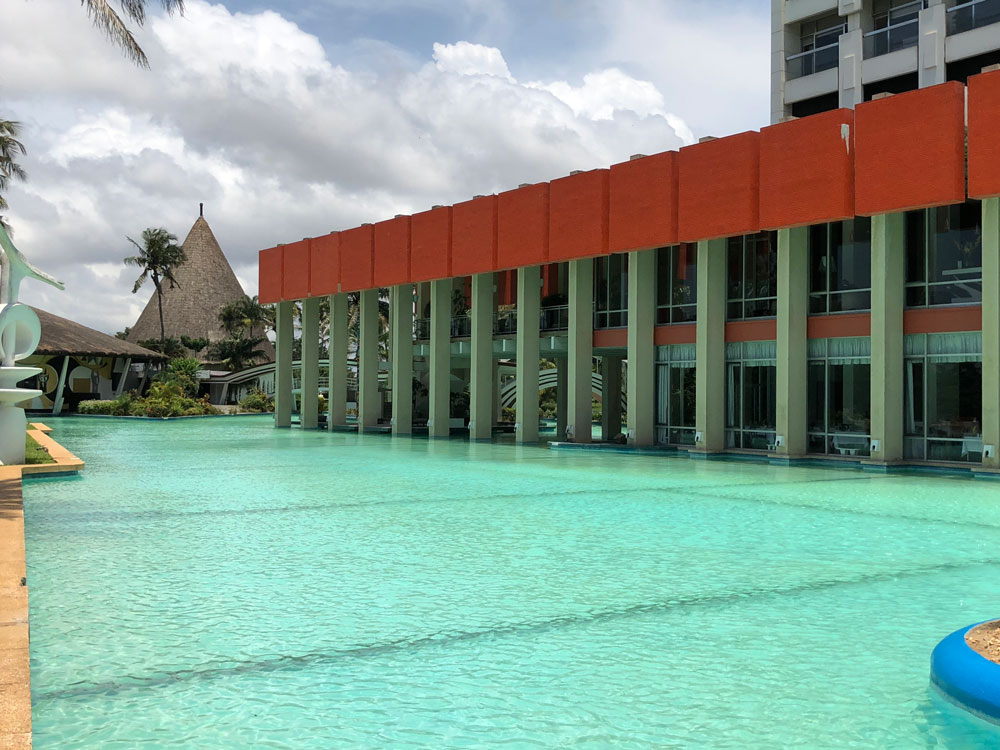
[153,274,165,342]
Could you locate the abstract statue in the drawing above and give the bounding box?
[0,224,64,464]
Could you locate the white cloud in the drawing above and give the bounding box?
[1,0,692,334]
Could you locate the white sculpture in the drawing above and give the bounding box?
[0,224,64,465]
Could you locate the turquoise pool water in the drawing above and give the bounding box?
[24,416,1000,748]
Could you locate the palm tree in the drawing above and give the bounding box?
[209,334,266,372]
[0,120,27,229]
[218,295,274,338]
[124,227,186,343]
[82,0,185,69]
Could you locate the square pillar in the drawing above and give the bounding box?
[982,198,1000,468]
[274,300,293,428]
[358,288,380,432]
[391,284,413,436]
[516,265,541,443]
[555,359,567,441]
[775,226,809,456]
[838,29,864,110]
[567,257,593,443]
[469,272,494,441]
[870,213,905,463]
[695,238,727,452]
[627,249,655,446]
[300,296,320,429]
[428,278,451,438]
[328,293,348,428]
[602,355,623,441]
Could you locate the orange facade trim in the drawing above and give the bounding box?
[593,328,627,349]
[281,239,310,302]
[338,225,375,292]
[452,195,497,277]
[807,313,870,339]
[411,206,452,283]
[760,109,854,230]
[374,215,411,288]
[854,82,966,216]
[309,232,340,297]
[609,151,678,253]
[548,170,609,262]
[904,306,982,335]
[498,183,550,270]
[678,131,760,242]
[725,319,776,342]
[258,246,283,304]
[968,69,1000,200]
[654,324,696,346]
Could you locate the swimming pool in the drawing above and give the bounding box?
[24,416,1000,748]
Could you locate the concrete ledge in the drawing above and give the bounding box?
[0,467,31,748]
[549,442,678,455]
[24,424,83,476]
[931,621,1000,726]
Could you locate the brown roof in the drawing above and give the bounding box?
[31,307,167,359]
[125,214,274,361]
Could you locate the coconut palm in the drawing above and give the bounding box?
[218,294,274,338]
[124,227,187,343]
[82,0,185,69]
[0,119,27,229]
[209,333,266,372]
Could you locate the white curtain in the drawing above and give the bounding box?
[827,336,870,364]
[927,331,982,362]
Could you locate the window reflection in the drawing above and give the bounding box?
[727,232,777,320]
[809,219,871,314]
[656,245,698,325]
[905,201,982,308]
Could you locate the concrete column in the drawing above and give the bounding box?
[391,284,413,436]
[567,257,594,443]
[469,272,494,441]
[602,355,623,440]
[695,239,727,452]
[516,265,541,443]
[555,360,567,441]
[358,288,380,432]
[918,4,947,89]
[982,198,1000,468]
[870,213,905,463]
[300,296,320,429]
[328,293,348,428]
[838,29,864,110]
[775,227,809,456]
[274,300,293,428]
[493,359,503,424]
[627,249,655,446]
[428,279,451,438]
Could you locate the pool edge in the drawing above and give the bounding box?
[0,466,32,748]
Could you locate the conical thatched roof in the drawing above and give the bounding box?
[126,213,274,362]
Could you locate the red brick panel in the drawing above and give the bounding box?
[281,239,310,301]
[807,313,870,339]
[309,232,339,297]
[453,195,497,277]
[548,169,609,262]
[593,328,627,349]
[497,183,549,270]
[258,246,283,304]
[653,324,696,345]
[374,215,411,287]
[339,225,375,292]
[610,151,678,252]
[760,109,854,229]
[678,132,760,242]
[724,319,776,343]
[903,306,982,334]
[968,69,1000,200]
[855,82,966,216]
[411,206,453,282]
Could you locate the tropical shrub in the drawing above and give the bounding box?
[158,357,202,397]
[238,387,273,413]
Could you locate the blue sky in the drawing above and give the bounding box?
[1,0,771,332]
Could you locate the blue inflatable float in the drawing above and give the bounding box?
[931,620,1000,725]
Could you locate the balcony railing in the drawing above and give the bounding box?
[540,305,569,332]
[947,0,1000,34]
[786,42,839,80]
[863,17,919,58]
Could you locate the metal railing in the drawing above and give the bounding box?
[786,42,839,80]
[863,17,919,58]
[947,0,1000,34]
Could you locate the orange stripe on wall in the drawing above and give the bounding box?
[725,319,776,342]
[593,328,627,349]
[654,324,696,345]
[807,313,871,339]
[903,306,982,334]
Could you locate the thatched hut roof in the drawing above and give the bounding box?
[32,307,167,360]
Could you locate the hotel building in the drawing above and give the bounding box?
[259,8,1000,472]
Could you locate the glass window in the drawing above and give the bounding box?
[594,254,628,329]
[656,245,698,325]
[655,344,696,446]
[725,340,777,450]
[809,219,872,314]
[904,332,983,462]
[905,201,982,308]
[807,337,872,456]
[727,232,778,320]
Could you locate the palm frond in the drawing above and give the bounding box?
[82,0,149,68]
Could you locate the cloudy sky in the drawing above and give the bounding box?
[1,0,770,334]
